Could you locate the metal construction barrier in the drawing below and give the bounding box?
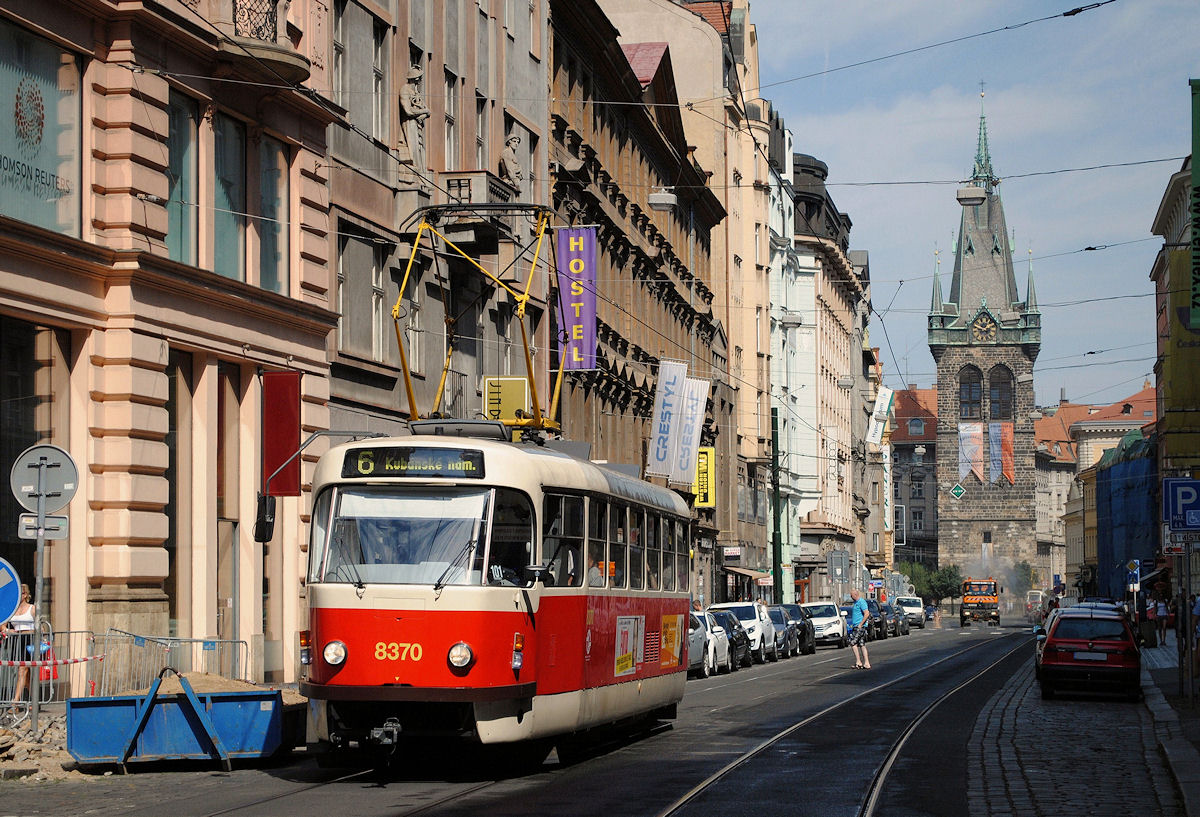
[88,630,251,697]
[161,638,250,682]
[90,630,173,699]
[0,628,104,725]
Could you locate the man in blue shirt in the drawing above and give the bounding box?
[848,588,872,669]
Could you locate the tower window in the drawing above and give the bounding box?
[959,368,982,420]
[989,366,1013,420]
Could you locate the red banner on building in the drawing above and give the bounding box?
[262,370,301,497]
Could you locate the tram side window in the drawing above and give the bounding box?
[628,509,644,590]
[543,494,584,586]
[608,504,628,588]
[652,514,672,592]
[588,499,607,587]
[645,512,661,591]
[488,488,535,586]
[307,489,334,583]
[675,521,689,592]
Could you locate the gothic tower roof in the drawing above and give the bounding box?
[945,107,1021,322]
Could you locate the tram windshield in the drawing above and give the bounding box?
[309,487,535,587]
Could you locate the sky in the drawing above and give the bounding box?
[749,0,1199,409]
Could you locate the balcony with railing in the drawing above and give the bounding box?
[435,170,518,237]
[211,0,311,83]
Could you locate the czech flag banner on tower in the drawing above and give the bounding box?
[959,422,985,482]
[647,360,688,478]
[554,227,598,370]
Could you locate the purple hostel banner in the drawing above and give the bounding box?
[555,227,598,370]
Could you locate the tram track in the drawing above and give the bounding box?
[655,630,1029,817]
[189,628,1025,817]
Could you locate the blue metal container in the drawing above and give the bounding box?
[66,671,290,770]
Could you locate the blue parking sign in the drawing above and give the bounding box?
[1164,478,1200,531]
[0,558,21,626]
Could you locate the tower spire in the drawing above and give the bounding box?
[930,248,944,315]
[1026,248,1038,312]
[972,89,997,191]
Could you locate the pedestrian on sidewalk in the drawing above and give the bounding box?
[1155,595,1170,645]
[848,589,871,670]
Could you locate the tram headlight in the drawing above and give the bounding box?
[323,640,347,666]
[448,642,474,668]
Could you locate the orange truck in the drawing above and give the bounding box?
[960,577,1000,627]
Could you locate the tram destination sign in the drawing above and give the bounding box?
[343,446,485,479]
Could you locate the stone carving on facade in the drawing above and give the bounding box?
[398,66,429,166]
[498,134,524,191]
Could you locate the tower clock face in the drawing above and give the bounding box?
[971,314,997,342]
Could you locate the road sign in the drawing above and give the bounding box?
[18,513,68,540]
[1164,543,1187,556]
[1171,531,1200,543]
[0,558,19,625]
[950,483,965,499]
[9,444,78,514]
[1163,478,1200,531]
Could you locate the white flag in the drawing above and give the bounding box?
[646,361,688,478]
[669,377,709,485]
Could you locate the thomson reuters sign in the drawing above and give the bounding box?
[0,18,80,236]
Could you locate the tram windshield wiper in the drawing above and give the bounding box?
[434,534,478,592]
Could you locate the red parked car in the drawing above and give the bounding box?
[1035,608,1141,701]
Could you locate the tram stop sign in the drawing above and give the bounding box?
[9,444,78,514]
[0,558,21,625]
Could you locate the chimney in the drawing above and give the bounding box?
[1060,387,1067,404]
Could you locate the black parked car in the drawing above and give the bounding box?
[766,606,798,658]
[710,609,752,669]
[866,598,887,640]
[781,603,817,655]
[884,603,910,636]
[881,603,909,637]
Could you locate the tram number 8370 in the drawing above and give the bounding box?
[375,642,424,661]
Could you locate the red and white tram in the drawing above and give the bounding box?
[298,421,692,762]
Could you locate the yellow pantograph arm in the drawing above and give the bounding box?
[391,221,430,421]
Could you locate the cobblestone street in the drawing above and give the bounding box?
[969,661,1182,817]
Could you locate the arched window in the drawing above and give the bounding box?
[989,366,1013,420]
[959,367,982,420]
[907,418,924,436]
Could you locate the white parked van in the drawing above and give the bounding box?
[895,596,926,629]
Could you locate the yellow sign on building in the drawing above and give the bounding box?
[484,377,531,422]
[694,446,716,507]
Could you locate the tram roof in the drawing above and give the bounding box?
[317,433,691,518]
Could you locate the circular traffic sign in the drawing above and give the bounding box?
[0,558,22,625]
[9,444,78,514]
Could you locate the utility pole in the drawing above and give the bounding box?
[771,407,783,604]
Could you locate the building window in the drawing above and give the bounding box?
[911,509,924,531]
[164,349,193,636]
[871,481,879,502]
[258,136,289,295]
[475,95,487,169]
[332,0,346,105]
[907,418,924,436]
[337,229,392,361]
[445,71,459,170]
[372,19,387,141]
[911,479,924,499]
[959,367,982,420]
[989,366,1013,420]
[372,244,387,361]
[403,272,423,374]
[213,113,247,281]
[166,91,198,265]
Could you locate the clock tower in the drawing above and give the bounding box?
[928,108,1041,577]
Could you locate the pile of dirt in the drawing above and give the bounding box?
[124,672,307,707]
[0,714,90,782]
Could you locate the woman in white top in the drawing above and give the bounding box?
[3,584,35,706]
[1156,595,1170,645]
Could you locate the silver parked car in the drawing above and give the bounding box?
[688,612,713,677]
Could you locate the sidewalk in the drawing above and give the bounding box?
[1141,629,1200,817]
